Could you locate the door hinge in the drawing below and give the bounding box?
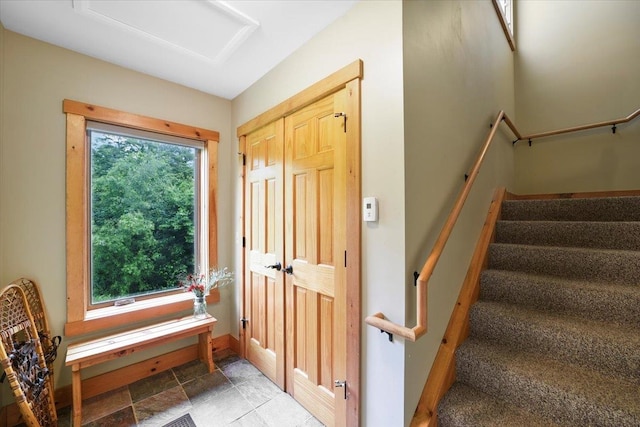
[334,380,347,399]
[241,318,248,329]
[334,112,347,133]
[242,237,246,248]
[344,250,347,268]
[238,152,246,165]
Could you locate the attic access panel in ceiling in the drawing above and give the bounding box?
[73,0,259,65]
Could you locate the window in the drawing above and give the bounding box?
[88,123,204,306]
[492,0,515,51]
[64,100,219,336]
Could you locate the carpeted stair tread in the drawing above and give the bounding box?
[456,338,640,426]
[438,193,640,426]
[480,269,640,327]
[469,300,640,382]
[437,382,562,427]
[489,243,640,285]
[501,196,640,222]
[495,220,640,250]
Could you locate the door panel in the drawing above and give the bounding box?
[244,120,285,389]
[285,89,347,427]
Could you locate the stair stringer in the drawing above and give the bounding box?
[410,187,509,427]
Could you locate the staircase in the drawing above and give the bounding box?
[437,194,640,426]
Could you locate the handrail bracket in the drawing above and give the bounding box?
[380,329,393,342]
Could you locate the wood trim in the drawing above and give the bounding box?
[4,334,234,427]
[491,0,515,51]
[344,78,362,427]
[520,107,640,141]
[64,291,220,336]
[229,334,241,355]
[507,188,640,200]
[66,113,89,323]
[63,99,220,142]
[208,140,219,266]
[501,107,640,145]
[237,135,247,360]
[410,187,507,427]
[209,332,239,355]
[64,102,221,337]
[236,59,363,137]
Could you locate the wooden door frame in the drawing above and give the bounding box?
[238,59,362,426]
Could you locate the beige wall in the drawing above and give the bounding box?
[514,0,640,194]
[231,1,407,425]
[0,21,4,285]
[4,0,629,421]
[0,30,233,400]
[402,0,515,422]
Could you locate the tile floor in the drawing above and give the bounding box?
[56,350,324,427]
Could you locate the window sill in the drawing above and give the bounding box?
[64,289,220,337]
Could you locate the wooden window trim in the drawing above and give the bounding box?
[64,100,220,337]
[492,0,516,51]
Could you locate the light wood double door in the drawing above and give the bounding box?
[244,89,348,426]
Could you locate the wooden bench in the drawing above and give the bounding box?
[65,314,216,427]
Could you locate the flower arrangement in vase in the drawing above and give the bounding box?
[179,267,233,318]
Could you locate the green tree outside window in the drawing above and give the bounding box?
[90,131,198,303]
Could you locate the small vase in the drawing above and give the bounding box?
[193,296,208,319]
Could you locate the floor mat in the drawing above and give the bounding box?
[161,413,197,427]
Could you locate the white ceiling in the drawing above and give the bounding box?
[0,0,358,100]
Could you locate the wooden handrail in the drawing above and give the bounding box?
[365,111,513,341]
[518,107,640,142]
[365,106,639,342]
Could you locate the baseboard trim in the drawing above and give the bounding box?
[3,333,237,427]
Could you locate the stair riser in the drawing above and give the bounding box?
[495,221,640,250]
[469,302,640,383]
[456,344,640,426]
[480,271,640,328]
[501,197,640,222]
[489,244,640,285]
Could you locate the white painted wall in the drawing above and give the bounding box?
[0,31,233,403]
[231,2,407,425]
[402,0,515,422]
[514,0,640,194]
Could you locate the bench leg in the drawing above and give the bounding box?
[198,328,215,373]
[71,364,82,427]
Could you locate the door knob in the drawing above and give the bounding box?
[265,262,282,271]
[283,265,293,275]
